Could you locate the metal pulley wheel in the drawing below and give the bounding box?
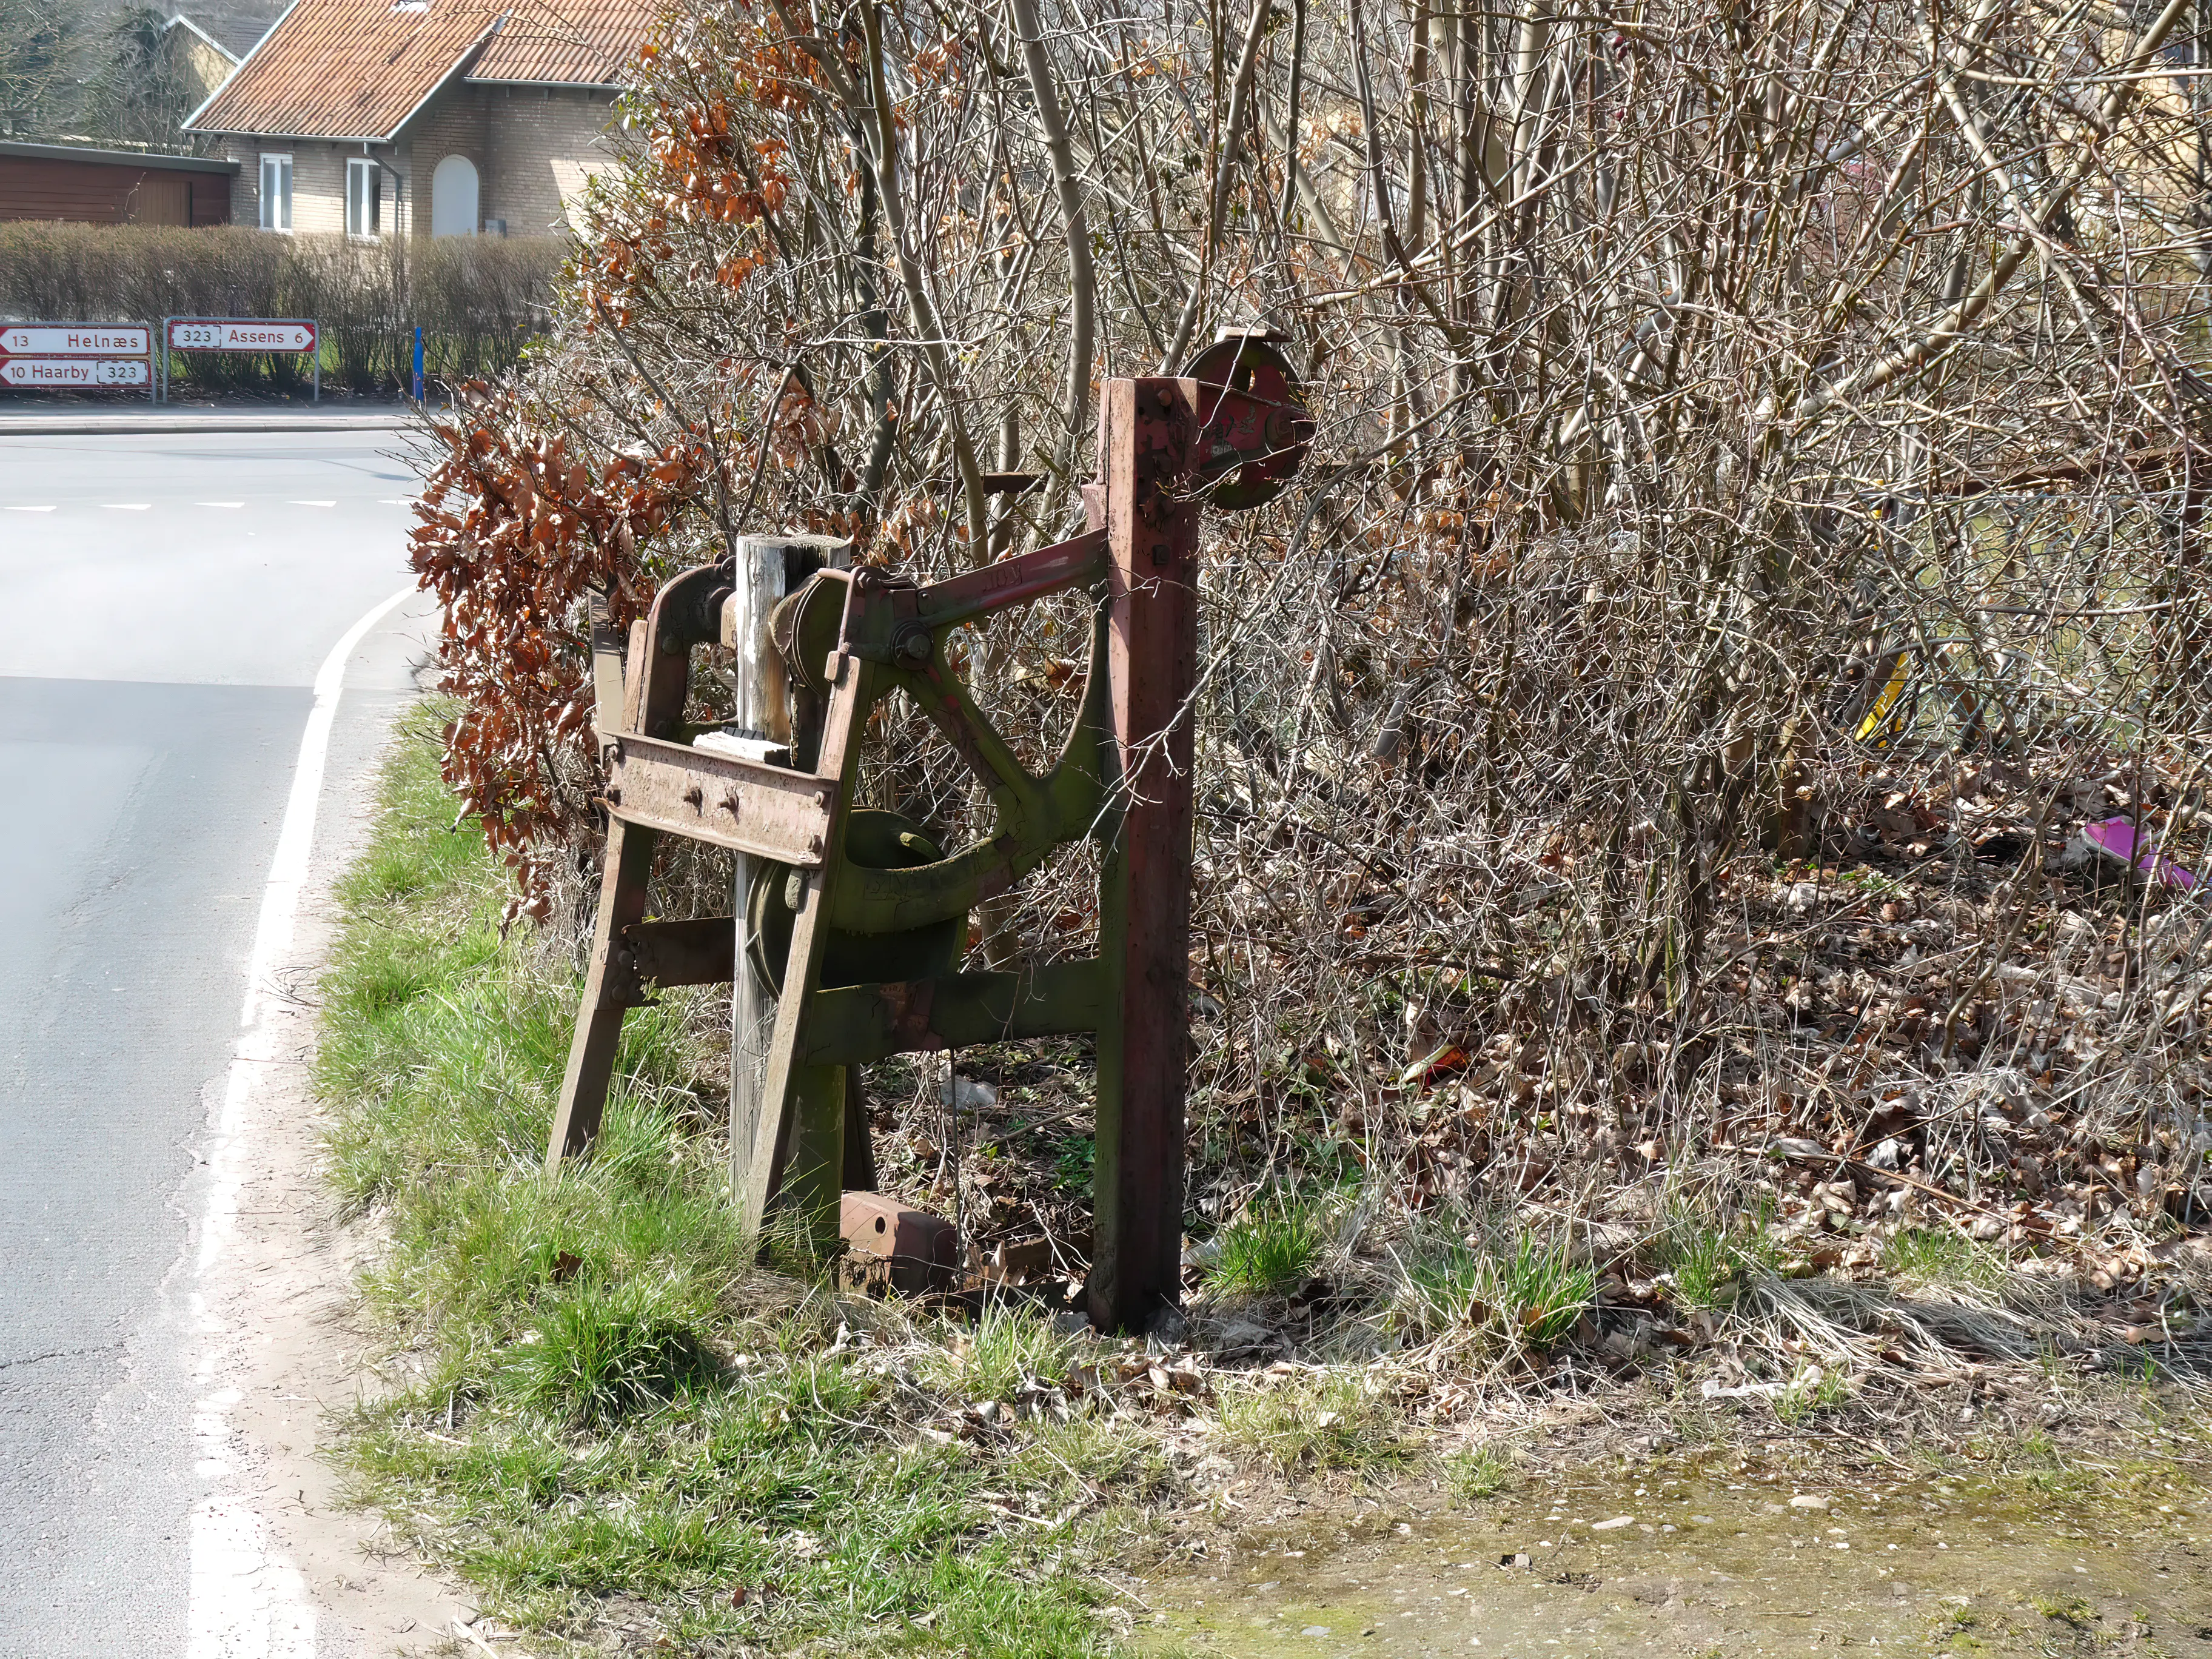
[745,808,968,994]
[1181,328,1315,510]
[769,570,850,695]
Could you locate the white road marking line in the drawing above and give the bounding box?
[289,500,337,508]
[199,501,246,509]
[377,498,415,505]
[105,503,152,511]
[187,582,414,1659]
[6,504,56,512]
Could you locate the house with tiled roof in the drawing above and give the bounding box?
[183,0,655,238]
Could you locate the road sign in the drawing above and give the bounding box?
[0,357,151,387]
[166,318,318,353]
[0,323,150,357]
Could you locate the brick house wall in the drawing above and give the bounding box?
[211,81,612,238]
[477,85,617,235]
[397,85,490,232]
[222,136,360,234]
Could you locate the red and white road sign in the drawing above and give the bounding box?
[0,323,150,357]
[166,318,317,353]
[0,357,152,387]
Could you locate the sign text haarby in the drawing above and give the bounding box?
[0,358,152,387]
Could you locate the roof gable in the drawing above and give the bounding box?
[163,15,243,66]
[184,0,657,141]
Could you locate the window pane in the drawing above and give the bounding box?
[347,161,380,238]
[264,158,290,233]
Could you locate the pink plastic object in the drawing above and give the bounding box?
[2083,817,2198,890]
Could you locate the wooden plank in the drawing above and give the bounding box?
[726,536,847,1215]
[1089,377,1202,1335]
[623,917,735,989]
[797,960,1105,1066]
[737,653,872,1253]
[546,816,657,1165]
[548,614,668,1166]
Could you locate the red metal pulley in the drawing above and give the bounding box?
[1181,327,1315,510]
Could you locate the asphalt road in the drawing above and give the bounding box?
[0,430,434,1654]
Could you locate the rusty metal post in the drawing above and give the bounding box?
[1088,377,1202,1335]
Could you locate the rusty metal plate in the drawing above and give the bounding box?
[838,1190,957,1296]
[603,732,833,866]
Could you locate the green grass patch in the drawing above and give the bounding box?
[916,1299,1081,1403]
[1207,1193,1327,1297]
[318,708,1133,1655]
[1215,1373,1407,1477]
[1881,1225,2006,1292]
[1649,1204,1779,1310]
[1444,1443,1518,1503]
[1392,1221,1597,1352]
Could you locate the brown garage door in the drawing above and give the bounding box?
[127,173,192,226]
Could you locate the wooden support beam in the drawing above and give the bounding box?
[737,651,873,1254]
[726,535,849,1221]
[797,959,1106,1067]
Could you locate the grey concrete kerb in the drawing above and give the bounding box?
[0,412,421,436]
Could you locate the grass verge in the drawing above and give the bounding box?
[315,711,2212,1652]
[317,709,1148,1656]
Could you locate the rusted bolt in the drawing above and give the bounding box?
[720,791,742,815]
[605,786,622,806]
[683,784,704,808]
[1150,540,1172,566]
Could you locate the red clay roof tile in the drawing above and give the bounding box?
[470,0,657,84]
[186,0,657,140]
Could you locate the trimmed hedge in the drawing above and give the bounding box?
[0,224,564,394]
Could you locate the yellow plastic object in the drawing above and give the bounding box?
[1854,652,1912,745]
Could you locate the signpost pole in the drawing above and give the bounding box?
[412,326,424,403]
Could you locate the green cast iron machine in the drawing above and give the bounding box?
[548,334,1313,1335]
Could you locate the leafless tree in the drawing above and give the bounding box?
[443,0,2212,1240]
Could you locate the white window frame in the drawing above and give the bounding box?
[346,156,381,240]
[260,153,292,233]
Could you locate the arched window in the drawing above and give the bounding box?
[431,155,478,238]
